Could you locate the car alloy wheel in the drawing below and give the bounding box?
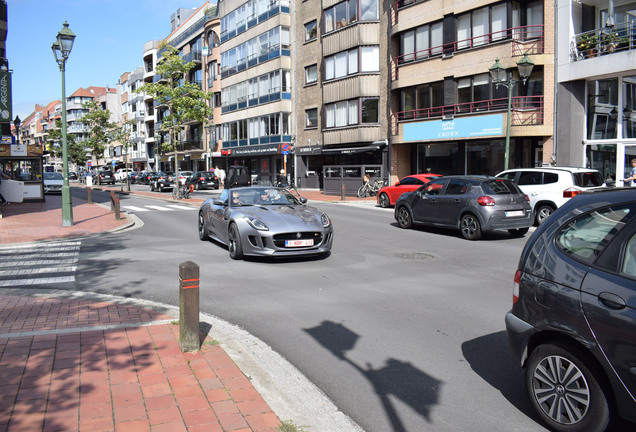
[396,207,412,229]
[460,214,482,240]
[228,223,244,260]
[379,193,390,208]
[198,212,209,241]
[526,344,609,432]
[535,205,555,225]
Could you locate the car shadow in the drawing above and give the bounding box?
[461,331,541,425]
[389,222,529,242]
[202,237,331,263]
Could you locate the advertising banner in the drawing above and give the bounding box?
[404,114,504,142]
[0,70,11,122]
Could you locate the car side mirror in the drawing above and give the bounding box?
[299,197,308,204]
[395,181,401,186]
[213,199,225,206]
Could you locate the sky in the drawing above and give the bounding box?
[7,0,210,122]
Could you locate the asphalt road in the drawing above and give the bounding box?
[74,189,548,432]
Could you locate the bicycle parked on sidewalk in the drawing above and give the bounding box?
[357,178,385,198]
[172,184,190,200]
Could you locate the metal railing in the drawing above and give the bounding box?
[392,95,544,135]
[572,21,636,61]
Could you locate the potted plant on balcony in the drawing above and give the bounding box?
[577,33,598,58]
[601,30,628,53]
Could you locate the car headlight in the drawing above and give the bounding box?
[246,217,269,231]
[321,213,331,228]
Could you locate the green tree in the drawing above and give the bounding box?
[80,99,118,170]
[136,44,212,175]
[46,119,88,167]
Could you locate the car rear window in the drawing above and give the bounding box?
[572,171,604,187]
[556,204,634,264]
[482,179,522,195]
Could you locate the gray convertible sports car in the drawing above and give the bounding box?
[198,186,333,260]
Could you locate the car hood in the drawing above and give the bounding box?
[235,205,325,229]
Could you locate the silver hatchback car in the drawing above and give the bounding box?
[394,175,533,240]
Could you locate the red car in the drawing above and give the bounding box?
[377,174,442,208]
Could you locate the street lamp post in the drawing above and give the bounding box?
[51,21,76,226]
[13,116,20,144]
[489,54,534,170]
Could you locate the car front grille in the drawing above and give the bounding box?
[272,232,323,248]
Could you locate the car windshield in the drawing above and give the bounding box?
[231,188,300,206]
[44,172,63,180]
[482,179,522,195]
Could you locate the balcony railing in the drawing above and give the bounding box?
[395,25,544,70]
[392,95,544,135]
[572,21,636,61]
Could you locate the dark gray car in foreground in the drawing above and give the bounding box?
[506,188,636,432]
[198,186,333,260]
[394,175,533,240]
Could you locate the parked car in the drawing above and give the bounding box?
[97,170,115,185]
[68,171,78,181]
[185,171,219,191]
[224,165,251,188]
[138,171,153,185]
[150,172,173,192]
[198,186,333,260]
[377,173,443,208]
[496,167,605,226]
[43,172,63,194]
[176,170,193,186]
[505,187,636,432]
[394,176,533,240]
[114,168,133,182]
[127,171,140,184]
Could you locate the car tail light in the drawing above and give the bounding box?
[563,188,581,198]
[199,177,205,181]
[478,196,495,206]
[513,270,521,304]
[525,194,530,203]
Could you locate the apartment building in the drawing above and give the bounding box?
[149,2,218,173]
[556,0,636,184]
[218,0,293,185]
[118,67,151,172]
[390,0,554,181]
[294,0,390,194]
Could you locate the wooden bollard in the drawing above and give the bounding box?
[179,261,200,352]
[341,183,346,201]
[110,191,121,220]
[87,187,92,203]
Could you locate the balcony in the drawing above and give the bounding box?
[183,50,202,64]
[393,25,544,80]
[392,95,544,135]
[571,21,636,61]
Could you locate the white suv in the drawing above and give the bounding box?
[114,168,133,183]
[496,167,605,225]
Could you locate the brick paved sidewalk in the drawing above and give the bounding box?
[0,295,280,432]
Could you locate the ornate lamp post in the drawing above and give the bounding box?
[13,116,20,144]
[51,21,76,226]
[489,54,534,170]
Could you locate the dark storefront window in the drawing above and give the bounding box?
[587,78,619,140]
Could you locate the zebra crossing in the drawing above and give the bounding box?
[122,204,197,213]
[0,240,81,289]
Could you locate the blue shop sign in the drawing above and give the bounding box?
[404,114,504,141]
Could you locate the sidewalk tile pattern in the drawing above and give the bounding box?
[0,296,281,432]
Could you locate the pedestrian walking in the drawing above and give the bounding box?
[624,158,636,186]
[216,166,226,186]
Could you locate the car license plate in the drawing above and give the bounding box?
[505,210,524,217]
[285,239,314,247]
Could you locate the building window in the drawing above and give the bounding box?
[305,20,317,41]
[324,0,375,34]
[305,108,318,128]
[400,82,444,116]
[399,21,443,63]
[324,46,378,81]
[305,65,317,84]
[324,98,379,128]
[587,78,619,140]
[457,3,507,49]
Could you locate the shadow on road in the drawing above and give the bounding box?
[304,320,442,432]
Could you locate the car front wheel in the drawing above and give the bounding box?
[396,207,412,229]
[228,223,244,260]
[460,214,482,240]
[526,343,610,432]
[378,193,390,208]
